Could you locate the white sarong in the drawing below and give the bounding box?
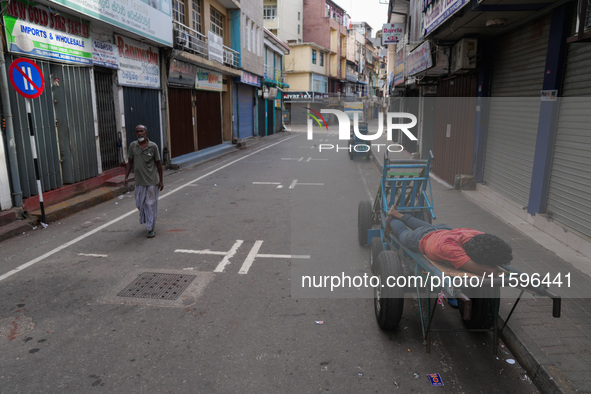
[135,185,159,232]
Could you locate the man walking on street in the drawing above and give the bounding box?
[124,124,163,238]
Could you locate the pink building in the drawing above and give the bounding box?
[303,0,349,94]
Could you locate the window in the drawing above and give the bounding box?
[297,24,300,35]
[298,12,301,21]
[210,6,224,37]
[191,0,201,32]
[312,49,317,64]
[264,5,277,20]
[172,0,185,23]
[319,53,324,67]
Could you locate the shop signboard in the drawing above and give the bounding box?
[3,0,92,65]
[195,67,222,91]
[405,41,433,76]
[92,39,118,69]
[115,35,160,89]
[424,0,469,36]
[48,0,173,46]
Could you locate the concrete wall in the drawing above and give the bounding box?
[240,0,264,76]
[284,73,310,91]
[263,0,303,43]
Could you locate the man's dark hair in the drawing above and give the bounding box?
[462,234,513,267]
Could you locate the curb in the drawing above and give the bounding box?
[498,316,575,394]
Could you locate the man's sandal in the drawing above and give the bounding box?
[147,231,156,238]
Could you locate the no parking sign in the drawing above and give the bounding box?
[8,58,45,99]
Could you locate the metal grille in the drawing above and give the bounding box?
[484,15,550,208]
[95,69,120,170]
[117,273,196,300]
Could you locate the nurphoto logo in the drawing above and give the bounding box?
[306,109,418,153]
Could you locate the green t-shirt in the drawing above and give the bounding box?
[128,140,161,186]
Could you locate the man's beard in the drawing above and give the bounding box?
[138,137,146,142]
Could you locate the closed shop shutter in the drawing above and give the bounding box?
[195,91,222,150]
[168,88,195,158]
[124,87,162,152]
[237,85,254,138]
[546,41,591,238]
[484,16,550,207]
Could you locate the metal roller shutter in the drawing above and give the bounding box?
[484,16,550,208]
[546,41,591,238]
[237,85,254,138]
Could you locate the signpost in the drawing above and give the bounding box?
[8,58,47,223]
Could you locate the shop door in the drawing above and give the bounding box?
[94,68,120,170]
[168,88,195,157]
[267,100,274,135]
[237,85,254,138]
[195,91,222,149]
[484,15,550,207]
[432,74,477,185]
[51,64,98,184]
[546,41,591,238]
[123,87,162,151]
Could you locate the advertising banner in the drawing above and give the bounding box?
[116,35,160,89]
[92,39,119,69]
[208,31,224,64]
[168,59,197,87]
[424,0,469,36]
[406,41,433,76]
[48,0,173,46]
[195,67,222,91]
[3,1,92,65]
[382,23,404,45]
[240,71,260,87]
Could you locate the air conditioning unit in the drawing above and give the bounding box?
[451,38,477,73]
[174,29,189,50]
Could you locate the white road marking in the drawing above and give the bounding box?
[257,254,311,259]
[281,157,329,162]
[78,253,108,258]
[238,241,311,275]
[175,240,244,273]
[238,240,264,275]
[214,240,244,273]
[0,134,300,282]
[281,157,304,162]
[289,179,325,189]
[175,249,228,256]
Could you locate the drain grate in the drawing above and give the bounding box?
[117,272,196,300]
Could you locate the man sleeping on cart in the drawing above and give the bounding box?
[386,206,513,277]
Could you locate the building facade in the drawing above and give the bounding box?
[386,0,591,256]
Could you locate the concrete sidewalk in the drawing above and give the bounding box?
[363,117,591,393]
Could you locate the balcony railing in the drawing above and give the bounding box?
[264,65,284,85]
[173,21,240,69]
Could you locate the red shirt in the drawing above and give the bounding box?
[419,228,484,269]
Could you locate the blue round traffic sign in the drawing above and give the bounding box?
[9,58,45,99]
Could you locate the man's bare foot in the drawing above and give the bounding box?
[387,206,404,219]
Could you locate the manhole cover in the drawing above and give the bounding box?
[117,272,196,300]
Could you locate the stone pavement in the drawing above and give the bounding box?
[363,117,591,393]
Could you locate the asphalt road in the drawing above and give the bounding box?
[0,130,538,393]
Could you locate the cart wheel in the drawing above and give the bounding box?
[358,200,372,246]
[369,237,383,274]
[374,251,404,330]
[458,298,494,329]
